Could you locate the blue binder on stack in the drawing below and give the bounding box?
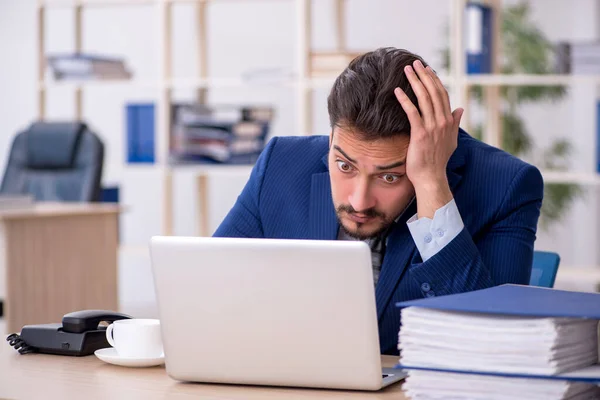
[395,284,600,383]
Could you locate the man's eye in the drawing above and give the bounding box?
[382,174,399,183]
[336,161,352,172]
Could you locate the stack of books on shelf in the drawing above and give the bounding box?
[169,103,274,165]
[396,285,600,400]
[554,41,600,74]
[46,53,132,80]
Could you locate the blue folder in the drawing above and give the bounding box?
[465,2,493,74]
[394,284,600,383]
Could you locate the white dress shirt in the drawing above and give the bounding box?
[407,198,464,262]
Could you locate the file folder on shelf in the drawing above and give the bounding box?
[465,1,493,74]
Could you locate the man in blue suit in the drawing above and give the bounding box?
[214,47,544,355]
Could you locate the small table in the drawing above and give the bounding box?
[0,202,121,333]
[0,344,407,399]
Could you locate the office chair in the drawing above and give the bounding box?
[529,251,560,288]
[0,121,104,201]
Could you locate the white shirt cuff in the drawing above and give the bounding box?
[406,198,464,262]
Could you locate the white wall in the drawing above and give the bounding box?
[0,0,598,273]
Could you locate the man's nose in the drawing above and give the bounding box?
[348,180,376,213]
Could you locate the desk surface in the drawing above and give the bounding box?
[0,202,121,219]
[0,344,406,399]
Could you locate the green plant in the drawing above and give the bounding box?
[443,2,583,229]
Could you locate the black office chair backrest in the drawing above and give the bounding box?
[0,121,104,201]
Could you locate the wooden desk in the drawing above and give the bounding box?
[0,202,121,333]
[0,344,407,399]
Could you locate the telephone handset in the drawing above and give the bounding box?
[6,309,131,356]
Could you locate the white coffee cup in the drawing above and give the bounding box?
[105,319,163,358]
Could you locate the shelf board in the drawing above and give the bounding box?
[169,77,296,89]
[41,0,280,7]
[39,79,159,89]
[555,266,600,288]
[169,164,254,176]
[306,77,336,89]
[308,75,454,88]
[540,171,600,185]
[464,74,600,86]
[40,74,464,90]
[557,265,600,283]
[41,74,600,89]
[39,77,298,90]
[41,0,156,7]
[169,0,247,3]
[40,77,318,90]
[123,163,255,177]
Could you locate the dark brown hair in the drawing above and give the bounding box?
[327,47,428,140]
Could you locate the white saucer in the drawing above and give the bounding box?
[94,348,165,368]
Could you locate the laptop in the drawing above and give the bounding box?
[149,236,406,390]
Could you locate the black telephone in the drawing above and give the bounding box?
[6,310,131,356]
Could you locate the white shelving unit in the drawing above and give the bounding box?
[36,0,600,237]
[541,171,600,185]
[464,73,600,86]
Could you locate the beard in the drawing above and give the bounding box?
[336,204,395,240]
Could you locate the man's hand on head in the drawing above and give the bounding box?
[394,60,464,219]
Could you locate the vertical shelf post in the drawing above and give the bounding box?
[450,0,469,132]
[74,1,83,120]
[196,174,209,237]
[37,0,46,120]
[335,0,346,52]
[296,0,312,136]
[196,0,208,104]
[160,0,174,236]
[196,0,209,235]
[483,0,503,149]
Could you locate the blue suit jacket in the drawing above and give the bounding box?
[214,130,544,355]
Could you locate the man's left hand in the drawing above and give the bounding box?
[394,60,464,219]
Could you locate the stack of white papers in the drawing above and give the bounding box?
[398,307,600,399]
[403,370,597,400]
